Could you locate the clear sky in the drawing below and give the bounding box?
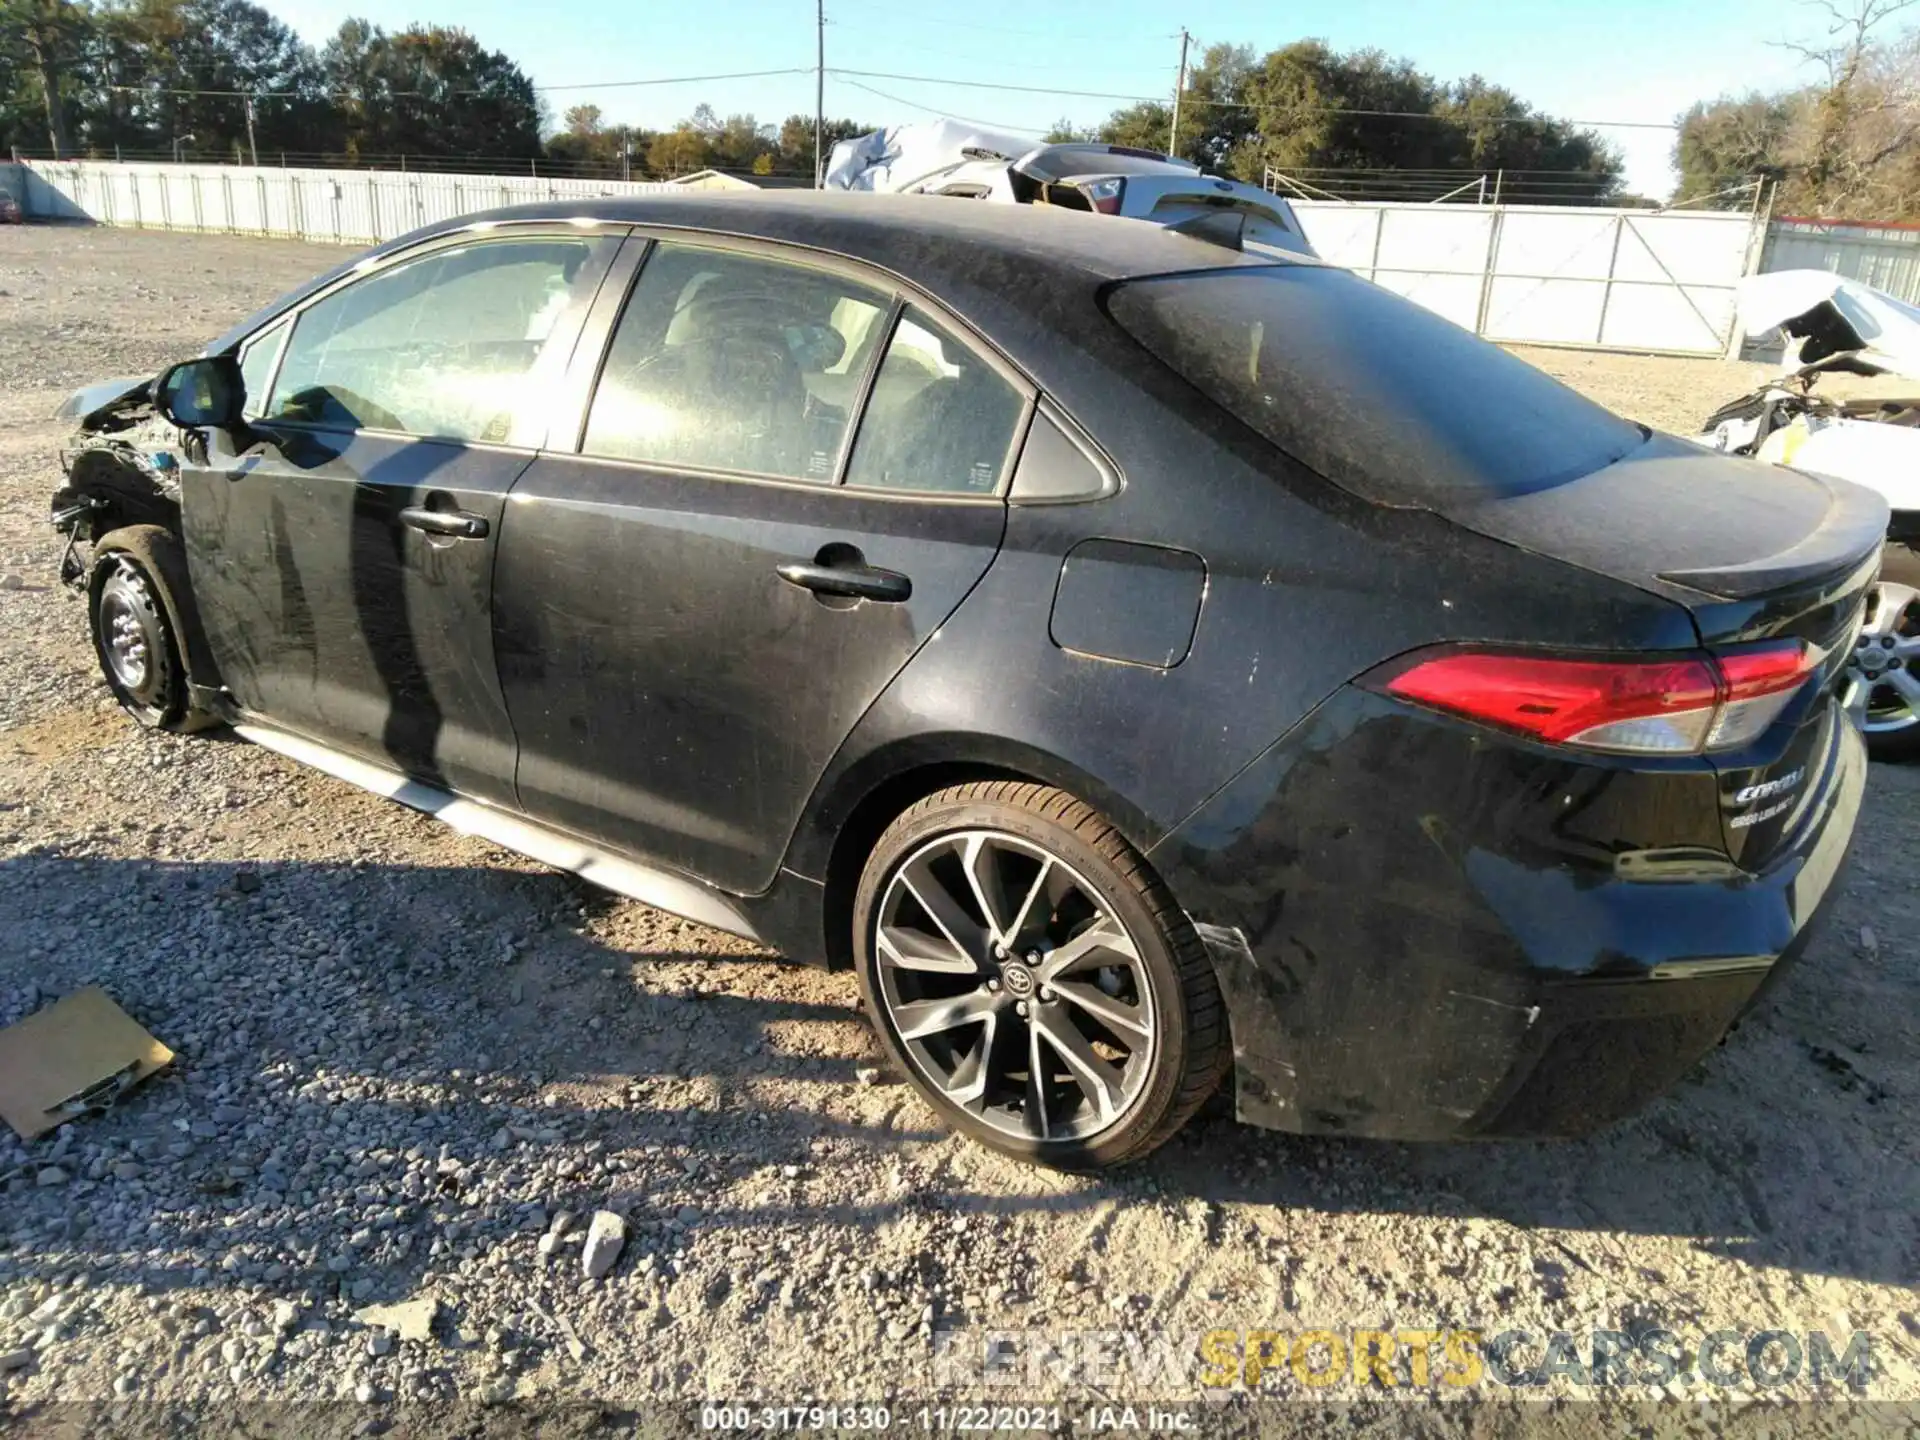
[270,0,1830,197]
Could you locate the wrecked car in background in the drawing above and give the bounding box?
[1703,270,1920,759]
[825,119,1315,259]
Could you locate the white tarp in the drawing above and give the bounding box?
[825,120,1035,193]
[1738,269,1920,377]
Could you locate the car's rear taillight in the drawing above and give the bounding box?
[1082,177,1125,215]
[1708,642,1823,750]
[1365,641,1817,756]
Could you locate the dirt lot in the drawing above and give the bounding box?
[0,226,1917,1431]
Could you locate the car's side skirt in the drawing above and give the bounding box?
[231,723,764,943]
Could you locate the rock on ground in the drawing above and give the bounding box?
[581,1211,627,1280]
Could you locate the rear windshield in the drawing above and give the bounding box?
[1106,266,1646,506]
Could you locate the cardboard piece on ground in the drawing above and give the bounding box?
[0,986,173,1140]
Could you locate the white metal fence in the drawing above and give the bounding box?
[1291,201,1765,356]
[1758,217,1920,305]
[1,158,1798,357]
[11,159,680,246]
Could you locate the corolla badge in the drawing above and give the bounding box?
[1728,767,1805,828]
[1733,769,1804,806]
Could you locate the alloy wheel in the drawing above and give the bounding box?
[871,830,1158,1145]
[1844,580,1920,735]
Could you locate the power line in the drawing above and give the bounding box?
[104,67,816,100]
[539,67,814,94]
[92,62,1684,133]
[836,77,1050,135]
[825,67,1685,130]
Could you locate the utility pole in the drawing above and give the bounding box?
[815,0,826,187]
[243,95,259,167]
[1167,28,1190,161]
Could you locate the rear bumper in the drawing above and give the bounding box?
[1153,689,1865,1141]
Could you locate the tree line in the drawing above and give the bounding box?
[1,0,545,162]
[546,105,870,181]
[1678,0,1920,218]
[1059,40,1626,203]
[20,0,1917,217]
[0,2,1630,197]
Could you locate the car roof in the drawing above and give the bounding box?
[207,190,1300,361]
[455,190,1283,283]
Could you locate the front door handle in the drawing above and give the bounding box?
[399,506,489,540]
[776,560,912,604]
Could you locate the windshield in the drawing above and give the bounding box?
[1106,266,1646,506]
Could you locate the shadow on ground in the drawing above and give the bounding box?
[2,846,1912,1306]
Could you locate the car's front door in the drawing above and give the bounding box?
[493,237,1032,893]
[179,227,621,804]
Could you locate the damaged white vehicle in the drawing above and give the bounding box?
[1703,270,1920,758]
[825,119,1315,259]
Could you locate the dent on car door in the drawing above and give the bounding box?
[494,239,1030,893]
[180,230,619,802]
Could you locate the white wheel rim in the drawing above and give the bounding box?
[1844,581,1920,735]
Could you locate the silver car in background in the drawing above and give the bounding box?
[825,120,1315,260]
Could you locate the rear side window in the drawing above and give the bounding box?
[844,309,1025,495]
[584,244,891,482]
[1106,266,1646,506]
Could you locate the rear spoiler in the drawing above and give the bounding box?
[1658,472,1890,599]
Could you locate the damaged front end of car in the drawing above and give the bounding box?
[49,374,185,589]
[1704,271,1920,510]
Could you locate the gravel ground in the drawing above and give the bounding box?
[1,226,1918,1432]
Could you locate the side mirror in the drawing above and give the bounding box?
[152,355,245,430]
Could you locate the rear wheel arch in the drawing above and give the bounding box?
[806,739,1163,972]
[819,760,1031,972]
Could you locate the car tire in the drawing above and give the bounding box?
[852,780,1229,1170]
[89,526,220,734]
[1858,542,1920,762]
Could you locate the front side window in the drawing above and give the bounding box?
[267,237,601,444]
[843,308,1026,494]
[237,317,289,420]
[583,243,891,482]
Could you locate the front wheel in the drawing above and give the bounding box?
[88,527,219,733]
[852,781,1229,1170]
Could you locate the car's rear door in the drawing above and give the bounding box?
[179,225,621,804]
[492,234,1030,894]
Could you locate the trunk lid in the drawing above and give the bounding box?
[1449,433,1885,870]
[1446,432,1886,611]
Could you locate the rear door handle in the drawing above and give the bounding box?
[399,506,489,540]
[776,561,912,603]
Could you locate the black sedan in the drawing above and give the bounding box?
[51,192,1883,1169]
